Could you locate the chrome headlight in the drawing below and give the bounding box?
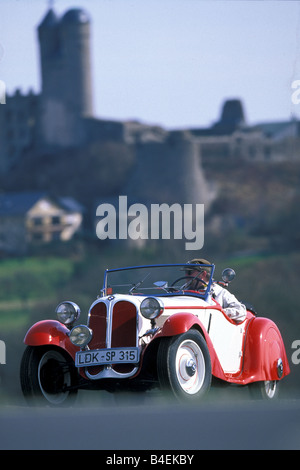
[140,297,164,320]
[69,325,92,347]
[56,301,81,326]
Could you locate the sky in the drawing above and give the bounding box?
[0,0,300,129]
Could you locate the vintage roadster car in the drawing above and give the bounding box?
[20,262,290,405]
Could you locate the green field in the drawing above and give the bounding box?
[0,257,74,301]
[0,256,76,332]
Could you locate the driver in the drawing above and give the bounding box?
[186,258,246,324]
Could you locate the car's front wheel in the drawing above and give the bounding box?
[157,329,211,401]
[20,346,78,406]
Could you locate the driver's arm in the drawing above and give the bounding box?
[212,284,246,323]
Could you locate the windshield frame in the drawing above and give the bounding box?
[101,263,215,301]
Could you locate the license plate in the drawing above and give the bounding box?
[75,347,139,368]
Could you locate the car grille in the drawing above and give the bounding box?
[87,299,138,377]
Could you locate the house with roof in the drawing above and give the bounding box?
[0,192,84,255]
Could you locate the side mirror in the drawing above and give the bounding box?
[222,268,236,283]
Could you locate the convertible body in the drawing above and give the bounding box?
[21,263,290,404]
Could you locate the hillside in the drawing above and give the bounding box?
[203,159,300,256]
[0,142,135,207]
[2,143,300,256]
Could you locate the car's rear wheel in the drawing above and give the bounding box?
[20,346,78,406]
[157,329,211,401]
[249,380,279,400]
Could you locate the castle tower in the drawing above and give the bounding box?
[37,8,60,99]
[60,9,93,117]
[212,99,246,134]
[37,7,93,147]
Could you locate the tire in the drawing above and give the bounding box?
[20,346,78,406]
[157,329,211,402]
[249,380,279,400]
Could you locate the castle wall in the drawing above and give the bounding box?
[124,131,214,207]
[0,90,39,173]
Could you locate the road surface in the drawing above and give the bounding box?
[0,391,300,450]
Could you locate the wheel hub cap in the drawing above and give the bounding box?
[175,339,206,394]
[185,359,197,377]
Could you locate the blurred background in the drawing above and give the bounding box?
[0,0,300,402]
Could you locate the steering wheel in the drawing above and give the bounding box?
[171,275,207,291]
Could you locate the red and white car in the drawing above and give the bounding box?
[20,262,290,405]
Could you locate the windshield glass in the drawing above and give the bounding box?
[102,264,215,300]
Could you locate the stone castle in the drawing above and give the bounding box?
[0,5,299,208]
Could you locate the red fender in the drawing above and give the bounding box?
[24,320,79,360]
[155,312,226,381]
[239,316,290,383]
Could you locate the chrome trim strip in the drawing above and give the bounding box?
[85,365,139,380]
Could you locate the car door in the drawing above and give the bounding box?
[207,308,247,374]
